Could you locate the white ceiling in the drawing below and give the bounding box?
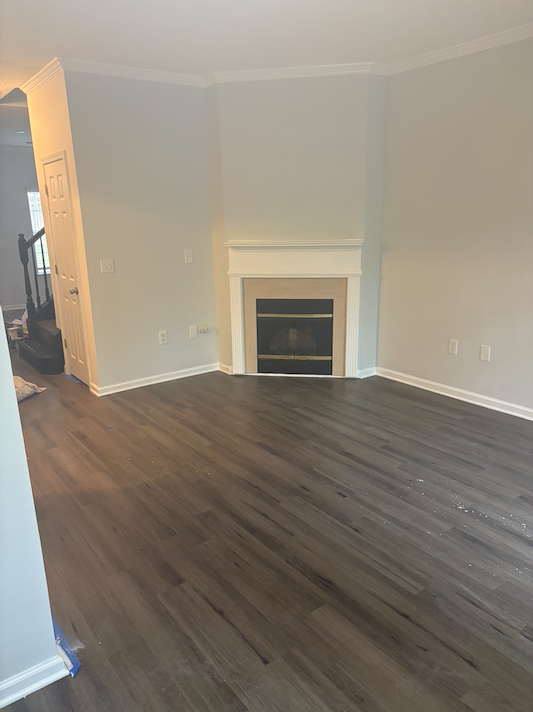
[1,0,532,97]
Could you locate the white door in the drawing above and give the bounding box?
[43,157,90,385]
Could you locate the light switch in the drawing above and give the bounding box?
[100,258,115,274]
[480,345,491,362]
[184,249,193,264]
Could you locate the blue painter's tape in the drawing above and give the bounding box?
[53,617,81,677]
[61,373,82,383]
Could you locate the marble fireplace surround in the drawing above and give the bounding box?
[225,240,364,377]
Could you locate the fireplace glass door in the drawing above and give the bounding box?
[256,299,333,375]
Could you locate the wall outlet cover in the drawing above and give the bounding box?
[189,325,198,339]
[100,258,115,274]
[184,249,194,264]
[197,324,209,333]
[448,339,458,356]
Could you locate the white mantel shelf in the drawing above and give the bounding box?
[226,239,364,378]
[224,239,364,249]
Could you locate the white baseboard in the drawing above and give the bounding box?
[356,367,377,379]
[218,362,233,375]
[90,362,219,396]
[0,655,68,709]
[1,303,26,312]
[376,367,533,421]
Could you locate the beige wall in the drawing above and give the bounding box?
[379,39,533,408]
[62,72,217,389]
[211,74,385,372]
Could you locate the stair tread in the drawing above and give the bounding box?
[37,319,59,333]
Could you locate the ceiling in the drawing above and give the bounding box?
[1,0,532,97]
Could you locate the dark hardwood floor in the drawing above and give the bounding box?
[9,352,533,711]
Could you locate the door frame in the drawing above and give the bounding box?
[40,150,92,384]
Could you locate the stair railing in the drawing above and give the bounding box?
[18,228,50,329]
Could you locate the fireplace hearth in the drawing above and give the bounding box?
[256,298,333,375]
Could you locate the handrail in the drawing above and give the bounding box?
[17,229,50,329]
[25,227,45,249]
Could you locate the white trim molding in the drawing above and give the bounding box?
[20,25,533,96]
[20,58,64,95]
[388,22,533,75]
[356,366,377,379]
[1,303,26,311]
[59,58,205,87]
[376,368,533,421]
[90,362,219,397]
[218,362,233,375]
[212,62,388,84]
[225,239,363,378]
[0,655,68,709]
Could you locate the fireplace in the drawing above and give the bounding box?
[256,299,333,375]
[224,240,364,377]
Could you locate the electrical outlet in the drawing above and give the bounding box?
[197,324,209,333]
[158,330,168,345]
[184,249,194,264]
[100,258,115,274]
[189,325,198,339]
[448,339,458,356]
[480,344,491,362]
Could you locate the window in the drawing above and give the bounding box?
[27,191,50,274]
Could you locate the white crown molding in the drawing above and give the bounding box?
[376,368,533,421]
[388,22,533,75]
[212,62,388,84]
[58,58,205,87]
[20,23,533,95]
[21,58,63,95]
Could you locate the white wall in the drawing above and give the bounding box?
[0,310,67,707]
[0,146,38,310]
[211,74,386,371]
[64,72,218,389]
[379,39,533,409]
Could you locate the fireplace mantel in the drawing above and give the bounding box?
[225,239,364,377]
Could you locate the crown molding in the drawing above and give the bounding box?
[20,23,533,95]
[20,58,63,95]
[58,58,205,87]
[212,62,388,84]
[388,22,533,75]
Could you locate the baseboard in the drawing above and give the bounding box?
[90,362,219,396]
[1,303,26,312]
[218,362,233,375]
[356,367,377,379]
[376,368,533,421]
[0,655,68,709]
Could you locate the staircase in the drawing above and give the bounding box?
[17,229,64,375]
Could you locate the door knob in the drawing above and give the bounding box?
[69,287,78,295]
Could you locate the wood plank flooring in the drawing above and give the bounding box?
[9,353,533,711]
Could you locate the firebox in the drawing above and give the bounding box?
[256,299,333,375]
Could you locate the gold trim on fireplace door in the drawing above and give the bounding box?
[243,278,347,376]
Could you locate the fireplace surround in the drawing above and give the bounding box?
[225,239,364,377]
